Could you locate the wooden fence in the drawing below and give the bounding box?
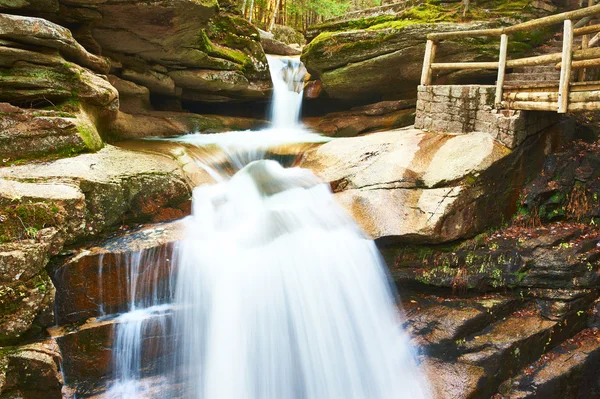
[420,1,600,113]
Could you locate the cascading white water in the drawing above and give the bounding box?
[105,245,179,397]
[106,55,429,399]
[175,161,430,399]
[267,56,305,128]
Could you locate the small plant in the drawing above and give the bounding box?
[558,242,574,249]
[24,227,39,239]
[566,183,592,221]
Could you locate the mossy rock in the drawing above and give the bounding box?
[305,0,559,40]
[206,14,270,80]
[0,102,104,165]
[302,5,555,102]
[272,24,305,45]
[0,270,55,345]
[302,22,505,101]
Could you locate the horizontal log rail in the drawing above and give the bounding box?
[427,4,600,40]
[420,1,600,114]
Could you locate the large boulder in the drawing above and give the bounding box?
[301,0,560,104]
[300,124,566,244]
[53,221,184,324]
[302,22,502,103]
[260,36,302,56]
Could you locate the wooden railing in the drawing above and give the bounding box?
[420,1,600,113]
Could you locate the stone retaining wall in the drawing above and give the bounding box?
[415,85,560,149]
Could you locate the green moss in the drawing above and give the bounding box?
[307,0,556,40]
[197,29,250,69]
[549,191,566,204]
[0,202,62,243]
[76,122,103,152]
[310,14,398,33]
[367,19,421,31]
[402,2,457,23]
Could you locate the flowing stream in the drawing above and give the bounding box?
[106,55,429,399]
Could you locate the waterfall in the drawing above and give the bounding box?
[105,55,430,399]
[105,245,179,397]
[267,56,305,128]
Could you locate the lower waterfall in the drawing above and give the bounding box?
[107,55,430,399]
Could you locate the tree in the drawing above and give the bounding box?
[268,0,282,31]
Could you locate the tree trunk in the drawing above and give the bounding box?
[463,0,470,17]
[241,0,247,18]
[247,0,255,23]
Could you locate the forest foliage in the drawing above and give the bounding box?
[236,0,385,31]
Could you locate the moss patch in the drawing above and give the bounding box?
[0,202,62,243]
[307,0,557,39]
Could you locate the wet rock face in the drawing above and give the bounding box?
[0,143,193,395]
[387,223,600,295]
[53,221,184,325]
[402,288,599,399]
[522,139,600,222]
[497,328,600,399]
[380,138,600,399]
[0,146,191,341]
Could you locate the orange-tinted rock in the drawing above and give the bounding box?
[52,313,176,397]
[52,221,185,324]
[303,79,322,99]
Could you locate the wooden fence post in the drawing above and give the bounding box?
[420,40,437,85]
[558,19,574,113]
[579,0,595,81]
[495,34,509,107]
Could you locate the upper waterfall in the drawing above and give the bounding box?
[267,55,306,129]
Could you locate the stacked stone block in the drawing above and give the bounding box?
[415,85,559,149]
